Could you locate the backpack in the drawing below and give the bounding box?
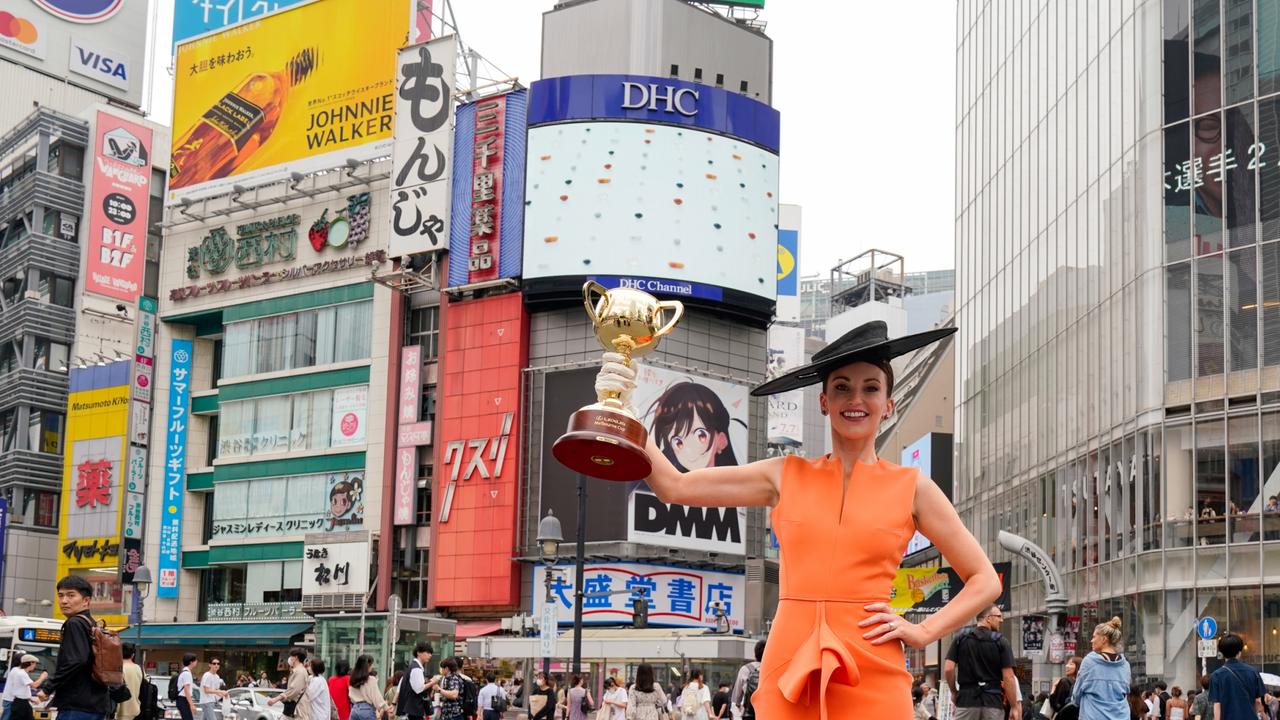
[168,672,182,701]
[680,685,700,716]
[491,688,508,713]
[140,676,162,720]
[460,676,479,716]
[741,663,760,719]
[73,614,125,685]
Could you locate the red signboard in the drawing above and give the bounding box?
[468,95,505,284]
[429,292,527,608]
[392,345,423,527]
[87,111,153,302]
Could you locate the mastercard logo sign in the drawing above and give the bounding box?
[0,12,39,44]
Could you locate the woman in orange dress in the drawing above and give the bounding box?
[598,320,1002,719]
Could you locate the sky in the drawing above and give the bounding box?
[146,1,957,279]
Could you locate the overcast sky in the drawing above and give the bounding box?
[146,1,956,279]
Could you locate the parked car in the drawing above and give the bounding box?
[227,687,284,720]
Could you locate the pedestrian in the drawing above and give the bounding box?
[199,659,227,720]
[605,320,997,718]
[919,681,939,720]
[1130,687,1148,719]
[2,655,22,720]
[396,642,438,720]
[1265,691,1279,720]
[305,659,331,720]
[175,655,199,720]
[1165,686,1188,720]
[730,639,764,720]
[266,650,310,720]
[511,678,525,709]
[529,672,556,720]
[436,659,464,720]
[6,655,46,720]
[382,672,400,709]
[119,644,143,720]
[554,675,567,720]
[329,661,351,720]
[944,605,1018,720]
[36,576,111,720]
[1207,633,1266,720]
[454,661,478,720]
[709,682,729,720]
[1190,676,1211,720]
[1048,657,1082,720]
[913,686,931,720]
[1071,617,1131,720]
[625,665,667,720]
[258,673,271,690]
[566,674,594,720]
[601,678,627,720]
[476,671,504,720]
[347,656,390,720]
[677,669,710,720]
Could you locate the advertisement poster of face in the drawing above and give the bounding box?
[627,364,748,555]
[325,472,364,531]
[330,385,368,447]
[1022,615,1046,655]
[389,36,455,257]
[765,324,805,456]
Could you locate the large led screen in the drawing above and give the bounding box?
[523,121,779,302]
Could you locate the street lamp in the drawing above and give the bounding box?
[15,598,53,617]
[131,566,153,668]
[536,510,563,677]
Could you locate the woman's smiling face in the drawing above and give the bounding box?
[821,361,893,442]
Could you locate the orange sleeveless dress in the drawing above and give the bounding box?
[752,454,917,719]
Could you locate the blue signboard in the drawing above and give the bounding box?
[777,228,798,297]
[527,74,781,153]
[586,275,724,302]
[172,0,308,48]
[1198,617,1218,639]
[156,339,193,599]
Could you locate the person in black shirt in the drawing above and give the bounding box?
[710,683,730,719]
[36,576,109,720]
[529,673,556,720]
[944,605,1018,720]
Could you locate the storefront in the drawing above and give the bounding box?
[314,612,455,676]
[131,621,313,681]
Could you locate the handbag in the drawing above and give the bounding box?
[1040,696,1055,719]
[582,693,595,714]
[282,700,299,717]
[595,705,611,720]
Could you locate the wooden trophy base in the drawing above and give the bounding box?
[552,404,651,481]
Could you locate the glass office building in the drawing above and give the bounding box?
[956,0,1280,686]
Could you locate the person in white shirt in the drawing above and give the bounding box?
[306,659,332,720]
[680,670,712,720]
[5,655,47,720]
[602,677,628,720]
[475,672,504,720]
[199,659,227,720]
[177,654,199,720]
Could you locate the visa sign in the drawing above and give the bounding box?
[68,40,129,91]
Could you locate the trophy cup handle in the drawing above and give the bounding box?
[582,281,609,325]
[653,300,684,338]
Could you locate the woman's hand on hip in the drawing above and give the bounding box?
[859,603,932,649]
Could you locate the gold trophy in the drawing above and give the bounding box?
[552,281,684,481]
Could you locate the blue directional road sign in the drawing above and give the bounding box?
[1198,617,1218,640]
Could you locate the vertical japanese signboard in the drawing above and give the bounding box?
[87,111,153,303]
[389,36,455,257]
[393,345,422,526]
[123,296,157,543]
[157,339,193,599]
[467,94,505,283]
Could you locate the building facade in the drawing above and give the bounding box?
[956,0,1280,688]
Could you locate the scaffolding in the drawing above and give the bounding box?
[829,248,910,314]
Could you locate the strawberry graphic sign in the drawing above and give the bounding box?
[331,386,368,447]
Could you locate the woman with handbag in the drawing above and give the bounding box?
[567,675,594,720]
[625,665,668,720]
[347,655,391,720]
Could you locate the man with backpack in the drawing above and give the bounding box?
[118,644,144,720]
[1208,634,1266,720]
[731,639,765,720]
[37,576,114,720]
[453,660,478,720]
[944,605,1018,720]
[476,672,506,720]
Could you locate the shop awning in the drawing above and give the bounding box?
[453,620,502,639]
[127,622,313,646]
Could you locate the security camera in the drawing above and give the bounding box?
[115,303,126,313]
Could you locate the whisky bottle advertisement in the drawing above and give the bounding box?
[168,0,407,201]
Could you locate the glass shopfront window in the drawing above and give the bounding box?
[1166,424,1196,548]
[1227,415,1260,542]
[1261,411,1280,540]
[218,385,366,459]
[212,471,364,540]
[1265,585,1280,674]
[1196,419,1227,545]
[222,300,372,379]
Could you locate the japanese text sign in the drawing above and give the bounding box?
[157,339,193,598]
[532,562,745,630]
[302,539,370,596]
[467,93,504,283]
[389,36,455,257]
[87,111,153,302]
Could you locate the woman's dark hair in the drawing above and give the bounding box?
[823,358,895,397]
[603,677,615,689]
[335,660,350,677]
[912,687,923,703]
[689,668,703,684]
[634,663,656,694]
[182,653,198,666]
[385,671,402,692]
[289,648,308,662]
[350,655,375,688]
[310,658,325,676]
[441,657,458,672]
[570,674,583,687]
[1066,656,1083,674]
[648,382,743,471]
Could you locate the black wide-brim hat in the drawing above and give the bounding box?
[751,320,956,396]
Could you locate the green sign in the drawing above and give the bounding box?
[705,0,764,7]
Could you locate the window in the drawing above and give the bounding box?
[1227,248,1257,370]
[1226,103,1258,247]
[34,491,57,527]
[211,471,363,539]
[405,305,439,360]
[222,300,373,378]
[1261,243,1280,365]
[1164,0,1191,124]
[1164,123,1192,262]
[1196,419,1226,546]
[1259,0,1280,96]
[1167,262,1193,381]
[1195,255,1225,376]
[33,339,69,373]
[29,411,63,454]
[217,385,359,459]
[1260,98,1280,240]
[1224,0,1253,104]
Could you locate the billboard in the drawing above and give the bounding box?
[448,90,528,287]
[87,111,153,303]
[169,0,408,201]
[889,562,1010,616]
[532,561,744,630]
[899,433,954,557]
[429,293,528,608]
[389,36,455,257]
[765,324,804,452]
[539,365,748,556]
[157,339,193,599]
[55,361,131,625]
[776,204,800,322]
[0,0,145,106]
[522,74,780,319]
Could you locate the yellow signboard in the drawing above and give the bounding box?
[169,0,409,201]
[55,383,130,626]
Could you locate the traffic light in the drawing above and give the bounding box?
[631,588,649,629]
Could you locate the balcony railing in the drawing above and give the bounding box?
[204,602,309,622]
[0,448,62,490]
